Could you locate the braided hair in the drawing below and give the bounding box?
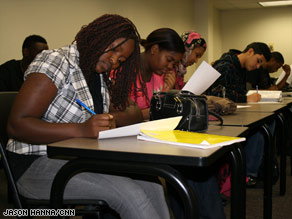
[75,14,141,110]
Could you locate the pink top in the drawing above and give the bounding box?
[130,73,164,110]
[174,69,185,90]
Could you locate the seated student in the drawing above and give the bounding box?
[206,42,274,186]
[206,42,271,102]
[174,31,207,90]
[175,30,236,115]
[130,28,226,219]
[6,14,171,219]
[275,64,292,89]
[0,35,48,91]
[246,51,291,90]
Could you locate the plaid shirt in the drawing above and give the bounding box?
[7,43,110,155]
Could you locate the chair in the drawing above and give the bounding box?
[0,91,113,218]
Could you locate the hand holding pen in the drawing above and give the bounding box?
[247,86,261,102]
[76,98,115,134]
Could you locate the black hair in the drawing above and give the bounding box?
[271,51,284,64]
[140,28,185,54]
[75,14,141,110]
[242,42,271,61]
[22,35,47,50]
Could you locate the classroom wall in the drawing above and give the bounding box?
[2,0,291,80]
[0,0,196,64]
[219,6,292,77]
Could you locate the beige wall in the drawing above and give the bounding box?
[0,0,196,63]
[1,0,291,79]
[220,7,292,77]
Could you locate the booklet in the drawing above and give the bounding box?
[99,116,245,149]
[246,90,282,102]
[98,116,182,139]
[138,129,245,149]
[182,61,221,95]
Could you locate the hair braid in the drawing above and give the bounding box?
[75,14,141,110]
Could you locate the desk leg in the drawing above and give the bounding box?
[261,124,273,219]
[230,144,246,219]
[276,113,286,196]
[50,159,199,219]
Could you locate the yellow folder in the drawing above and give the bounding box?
[138,129,245,149]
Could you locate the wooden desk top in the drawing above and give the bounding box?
[48,125,248,167]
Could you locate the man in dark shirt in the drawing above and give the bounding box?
[246,51,291,90]
[206,42,271,103]
[0,35,48,91]
[206,42,273,187]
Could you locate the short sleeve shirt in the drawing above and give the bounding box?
[6,43,110,155]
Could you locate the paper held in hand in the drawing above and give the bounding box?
[99,116,245,149]
[246,90,282,102]
[182,61,221,95]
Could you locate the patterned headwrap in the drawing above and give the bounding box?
[178,31,207,76]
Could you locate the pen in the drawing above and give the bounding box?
[76,98,96,115]
[256,85,258,93]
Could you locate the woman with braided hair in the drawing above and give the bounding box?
[6,14,171,219]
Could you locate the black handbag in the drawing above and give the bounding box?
[150,90,223,132]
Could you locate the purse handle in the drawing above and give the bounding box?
[208,110,223,126]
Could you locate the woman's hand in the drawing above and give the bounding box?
[163,71,176,91]
[82,114,115,138]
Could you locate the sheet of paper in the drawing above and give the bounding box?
[182,61,221,95]
[236,105,251,108]
[98,116,182,139]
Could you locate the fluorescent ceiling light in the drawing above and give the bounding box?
[258,1,292,7]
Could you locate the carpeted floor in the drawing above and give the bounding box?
[1,159,292,219]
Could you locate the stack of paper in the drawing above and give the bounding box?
[99,116,245,149]
[138,129,245,149]
[246,90,282,102]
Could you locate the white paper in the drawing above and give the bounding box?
[98,116,182,139]
[182,61,221,95]
[236,105,251,108]
[246,90,282,102]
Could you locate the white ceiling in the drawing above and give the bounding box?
[212,0,292,10]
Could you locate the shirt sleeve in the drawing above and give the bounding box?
[210,61,247,103]
[25,50,69,90]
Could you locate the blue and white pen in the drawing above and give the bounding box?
[256,85,258,93]
[76,98,96,115]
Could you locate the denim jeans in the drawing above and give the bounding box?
[168,167,226,219]
[244,120,276,177]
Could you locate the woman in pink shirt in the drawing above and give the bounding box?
[130,28,185,120]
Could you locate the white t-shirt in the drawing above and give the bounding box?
[276,64,292,86]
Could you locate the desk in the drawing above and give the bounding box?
[47,125,248,219]
[236,101,292,196]
[216,111,275,219]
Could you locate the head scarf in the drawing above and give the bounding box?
[178,31,207,76]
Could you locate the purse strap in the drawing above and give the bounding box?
[208,110,223,126]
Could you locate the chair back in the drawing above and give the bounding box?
[0,92,18,146]
[0,92,22,208]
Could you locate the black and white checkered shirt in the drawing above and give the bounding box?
[7,42,110,155]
